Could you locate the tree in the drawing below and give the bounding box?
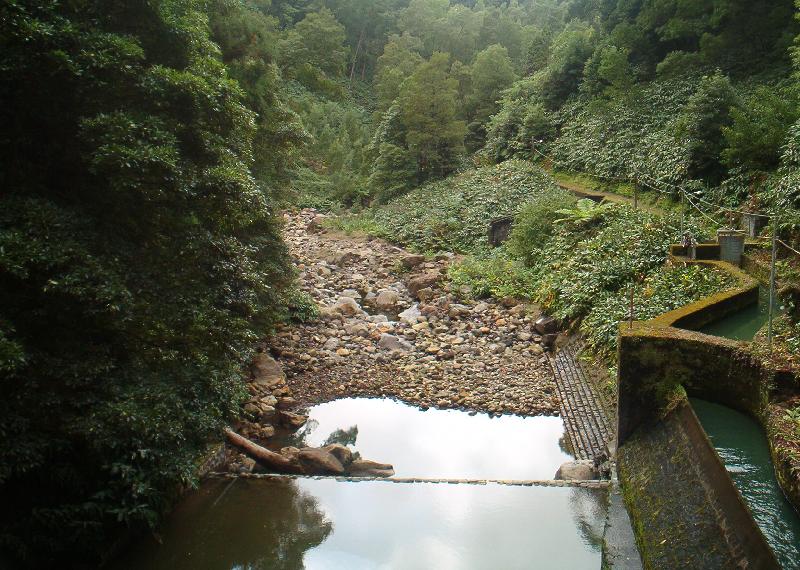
[398,52,467,183]
[373,34,425,115]
[674,71,740,181]
[280,7,349,90]
[582,45,634,99]
[0,0,294,565]
[466,44,517,150]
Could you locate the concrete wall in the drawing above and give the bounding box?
[615,255,791,568]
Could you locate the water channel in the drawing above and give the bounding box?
[691,398,800,569]
[697,288,771,341]
[115,399,608,569]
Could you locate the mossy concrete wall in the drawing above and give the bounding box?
[618,402,779,569]
[616,255,791,568]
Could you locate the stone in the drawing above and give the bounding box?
[473,302,490,313]
[398,304,422,325]
[555,460,597,481]
[323,443,353,466]
[408,271,441,298]
[332,296,365,316]
[323,337,340,351]
[347,459,395,477]
[279,410,308,429]
[331,250,362,266]
[341,288,362,299]
[344,322,369,337]
[276,397,296,410]
[251,353,285,386]
[378,333,412,352]
[534,316,559,335]
[298,447,345,475]
[375,290,400,309]
[306,214,327,233]
[402,254,426,269]
[416,287,436,302]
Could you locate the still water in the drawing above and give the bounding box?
[697,289,770,341]
[115,477,607,570]
[271,397,573,479]
[691,398,800,569]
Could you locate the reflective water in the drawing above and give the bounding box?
[271,397,572,479]
[691,398,800,569]
[698,289,770,341]
[115,477,607,570]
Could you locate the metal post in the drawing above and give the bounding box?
[680,189,685,235]
[629,283,635,330]
[768,214,779,348]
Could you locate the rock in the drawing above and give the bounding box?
[408,271,441,298]
[298,447,345,475]
[375,290,400,309]
[258,406,278,423]
[402,254,426,269]
[416,287,436,302]
[323,443,353,466]
[555,460,597,481]
[398,304,422,325]
[332,296,365,316]
[323,337,340,351]
[279,410,308,429]
[347,459,395,477]
[473,302,490,313]
[344,322,369,337]
[251,353,285,386]
[306,214,327,233]
[331,250,362,266]
[534,316,559,335]
[555,459,597,481]
[378,333,412,352]
[341,288,362,299]
[276,397,296,410]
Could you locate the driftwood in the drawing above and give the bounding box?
[224,428,300,473]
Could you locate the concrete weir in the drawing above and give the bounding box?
[615,251,791,568]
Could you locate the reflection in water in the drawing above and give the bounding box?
[272,398,572,479]
[697,288,771,341]
[691,399,800,569]
[116,478,607,570]
[116,478,331,570]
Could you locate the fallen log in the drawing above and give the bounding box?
[224,428,301,474]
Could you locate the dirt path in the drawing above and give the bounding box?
[269,209,559,417]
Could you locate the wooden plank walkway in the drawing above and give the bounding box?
[550,340,613,460]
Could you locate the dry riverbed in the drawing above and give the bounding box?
[270,209,559,417]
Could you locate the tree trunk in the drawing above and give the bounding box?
[224,428,300,473]
[349,27,365,85]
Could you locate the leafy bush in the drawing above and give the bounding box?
[0,1,294,565]
[506,188,576,264]
[449,251,540,300]
[365,161,563,252]
[582,264,735,356]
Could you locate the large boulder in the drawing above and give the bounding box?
[251,353,285,387]
[401,254,426,269]
[331,296,366,316]
[534,315,559,335]
[323,443,354,466]
[378,333,412,352]
[375,290,400,310]
[298,447,345,475]
[398,304,422,325]
[408,271,441,298]
[555,460,597,481]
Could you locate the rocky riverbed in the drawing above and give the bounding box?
[271,209,559,417]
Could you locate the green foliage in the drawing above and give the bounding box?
[582,264,735,356]
[449,250,540,300]
[397,52,467,183]
[280,8,350,90]
[0,0,295,564]
[465,44,517,150]
[674,71,740,182]
[722,84,800,172]
[582,44,634,99]
[366,161,562,252]
[536,20,596,109]
[554,198,614,225]
[506,187,577,264]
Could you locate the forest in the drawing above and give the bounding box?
[2,0,800,566]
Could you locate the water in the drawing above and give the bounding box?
[691,398,800,569]
[698,289,770,341]
[271,397,573,480]
[115,477,607,570]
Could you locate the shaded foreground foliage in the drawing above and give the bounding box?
[0,0,294,565]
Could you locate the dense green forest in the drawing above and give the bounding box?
[2,0,799,566]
